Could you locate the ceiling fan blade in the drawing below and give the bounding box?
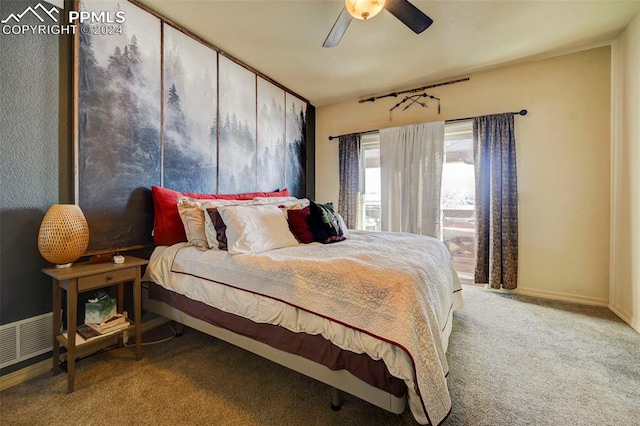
[384,0,433,34]
[323,7,353,48]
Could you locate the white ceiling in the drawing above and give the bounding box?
[137,0,640,106]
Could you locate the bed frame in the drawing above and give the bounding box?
[141,284,407,414]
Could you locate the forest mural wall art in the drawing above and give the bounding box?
[163,23,217,194]
[218,55,257,194]
[76,0,308,251]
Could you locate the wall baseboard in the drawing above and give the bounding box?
[0,359,51,391]
[0,316,169,391]
[609,303,640,333]
[482,285,609,307]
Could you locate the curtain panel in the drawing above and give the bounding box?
[473,113,518,289]
[379,121,445,238]
[338,133,361,229]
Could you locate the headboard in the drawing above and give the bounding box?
[74,0,309,252]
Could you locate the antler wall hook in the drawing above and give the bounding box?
[389,92,440,112]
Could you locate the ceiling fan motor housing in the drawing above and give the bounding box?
[323,0,433,48]
[346,0,386,20]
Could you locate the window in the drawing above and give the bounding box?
[357,122,476,279]
[359,133,381,231]
[441,120,475,279]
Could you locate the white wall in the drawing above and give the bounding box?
[316,47,612,306]
[610,12,640,332]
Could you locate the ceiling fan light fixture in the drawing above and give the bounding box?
[345,0,386,20]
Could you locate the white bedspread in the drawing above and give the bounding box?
[145,230,462,425]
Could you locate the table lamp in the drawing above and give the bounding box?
[38,204,89,268]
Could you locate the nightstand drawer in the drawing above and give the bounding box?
[78,268,135,291]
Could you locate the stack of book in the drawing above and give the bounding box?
[76,313,130,341]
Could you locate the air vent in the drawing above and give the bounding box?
[0,313,53,369]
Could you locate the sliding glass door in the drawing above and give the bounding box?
[359,134,381,231]
[356,123,476,279]
[441,121,475,279]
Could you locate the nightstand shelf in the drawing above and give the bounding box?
[42,256,148,393]
[58,323,136,346]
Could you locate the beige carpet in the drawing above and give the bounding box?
[1,285,639,425]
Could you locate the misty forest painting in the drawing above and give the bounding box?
[163,24,217,193]
[78,0,160,250]
[77,0,308,251]
[286,93,307,198]
[218,56,257,194]
[257,78,286,192]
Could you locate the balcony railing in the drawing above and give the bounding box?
[362,205,475,278]
[442,208,475,278]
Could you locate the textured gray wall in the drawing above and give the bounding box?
[0,0,71,373]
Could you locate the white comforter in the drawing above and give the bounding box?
[145,230,462,425]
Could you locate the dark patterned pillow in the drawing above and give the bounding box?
[205,207,228,251]
[307,201,346,244]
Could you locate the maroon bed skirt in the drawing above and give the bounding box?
[148,283,406,398]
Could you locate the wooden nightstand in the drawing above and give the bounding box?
[42,256,148,393]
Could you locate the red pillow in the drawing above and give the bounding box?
[287,206,313,244]
[151,186,290,246]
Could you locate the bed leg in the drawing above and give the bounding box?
[330,387,343,411]
[173,322,184,336]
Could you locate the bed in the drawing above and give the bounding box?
[142,192,463,426]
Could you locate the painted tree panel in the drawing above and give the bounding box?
[257,78,286,192]
[163,24,217,193]
[285,93,307,198]
[78,0,161,250]
[218,56,256,194]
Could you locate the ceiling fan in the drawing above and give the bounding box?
[323,0,433,48]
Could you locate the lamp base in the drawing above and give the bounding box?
[55,262,73,269]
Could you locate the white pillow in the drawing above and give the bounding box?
[177,197,254,250]
[252,197,310,213]
[217,204,299,255]
[251,196,300,205]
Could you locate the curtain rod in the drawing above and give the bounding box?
[328,109,528,140]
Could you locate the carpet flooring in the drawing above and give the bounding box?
[1,285,639,425]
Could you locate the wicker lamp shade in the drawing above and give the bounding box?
[38,204,89,268]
